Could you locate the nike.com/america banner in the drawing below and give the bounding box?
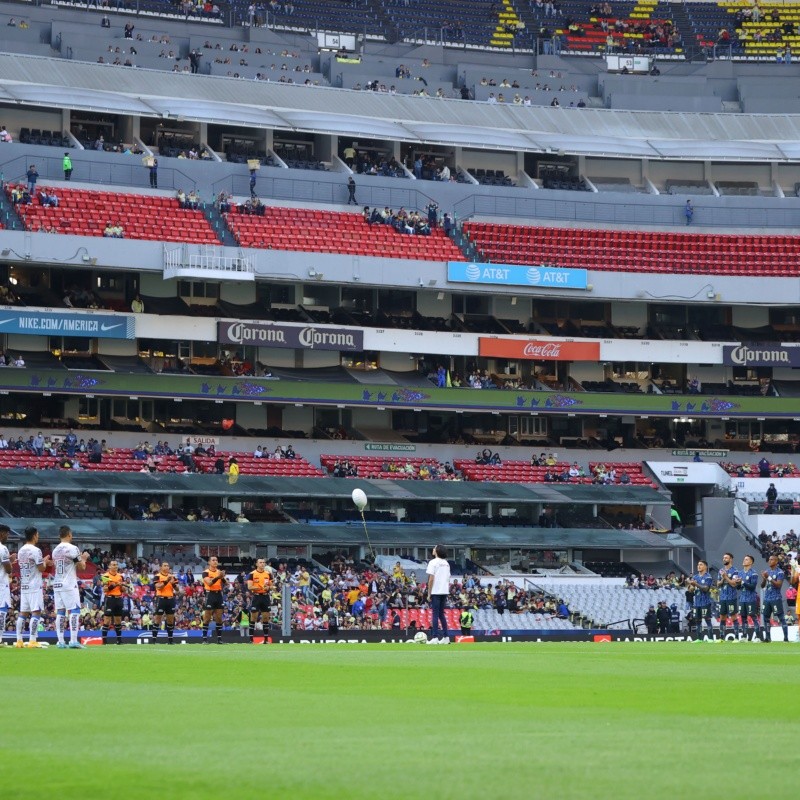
[0,310,135,339]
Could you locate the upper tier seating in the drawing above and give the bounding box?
[0,448,323,476]
[453,459,657,486]
[225,207,466,262]
[524,0,682,56]
[463,222,800,276]
[320,455,452,480]
[9,187,219,244]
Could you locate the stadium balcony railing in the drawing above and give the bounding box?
[224,207,466,262]
[463,222,800,276]
[7,185,220,244]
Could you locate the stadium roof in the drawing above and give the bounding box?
[3,53,800,160]
[6,517,691,548]
[0,470,667,504]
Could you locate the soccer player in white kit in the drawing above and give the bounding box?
[51,525,90,649]
[16,526,51,648]
[0,524,14,643]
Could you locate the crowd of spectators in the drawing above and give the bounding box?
[724,458,796,478]
[364,205,433,235]
[176,189,201,209]
[757,529,798,581]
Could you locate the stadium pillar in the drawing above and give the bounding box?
[281,583,292,637]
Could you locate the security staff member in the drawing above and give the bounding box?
[460,607,474,636]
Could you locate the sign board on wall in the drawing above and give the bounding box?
[479,338,600,361]
[447,262,588,290]
[722,344,800,367]
[218,322,364,351]
[0,310,135,339]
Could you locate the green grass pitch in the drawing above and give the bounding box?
[3,642,798,799]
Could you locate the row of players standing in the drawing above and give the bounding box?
[687,552,793,641]
[0,525,275,646]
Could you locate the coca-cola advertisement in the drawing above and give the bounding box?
[478,338,600,361]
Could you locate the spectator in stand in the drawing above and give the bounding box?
[26,164,38,196]
[131,295,144,313]
[758,456,771,477]
[0,125,12,143]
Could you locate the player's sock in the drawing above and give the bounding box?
[249,622,255,640]
[101,624,109,644]
[216,622,223,642]
[151,619,159,640]
[782,623,789,641]
[29,615,39,642]
[0,610,7,640]
[15,615,24,643]
[719,622,727,638]
[115,624,123,644]
[56,612,66,644]
[166,624,174,643]
[733,619,740,636]
[202,623,209,640]
[69,612,80,645]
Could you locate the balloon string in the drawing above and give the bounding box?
[360,510,375,561]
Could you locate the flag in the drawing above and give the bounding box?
[446,370,452,388]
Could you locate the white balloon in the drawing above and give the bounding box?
[351,487,368,511]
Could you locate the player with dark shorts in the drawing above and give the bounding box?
[738,554,761,640]
[152,561,179,644]
[247,558,272,643]
[689,559,714,641]
[101,560,130,645]
[716,552,740,639]
[201,555,226,644]
[761,553,789,642]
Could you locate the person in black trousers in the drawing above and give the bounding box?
[149,158,158,189]
[347,176,357,205]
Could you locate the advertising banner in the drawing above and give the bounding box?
[447,261,588,290]
[218,321,363,351]
[0,310,134,339]
[479,338,600,361]
[722,344,800,367]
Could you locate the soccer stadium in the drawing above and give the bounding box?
[1,0,800,796]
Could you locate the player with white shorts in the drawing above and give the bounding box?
[0,524,13,643]
[51,525,89,650]
[16,526,50,648]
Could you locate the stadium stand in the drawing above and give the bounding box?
[8,187,219,243]
[224,207,465,260]
[463,223,800,276]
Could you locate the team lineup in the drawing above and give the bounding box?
[687,552,794,642]
[0,524,276,647]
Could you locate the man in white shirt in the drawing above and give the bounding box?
[0,524,13,642]
[15,526,51,647]
[426,544,451,644]
[51,525,90,649]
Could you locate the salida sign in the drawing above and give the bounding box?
[479,338,600,361]
[218,322,363,351]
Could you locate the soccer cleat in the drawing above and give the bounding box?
[13,641,24,648]
[426,637,440,645]
[68,642,86,649]
[56,642,68,649]
[439,637,450,644]
[26,641,42,648]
